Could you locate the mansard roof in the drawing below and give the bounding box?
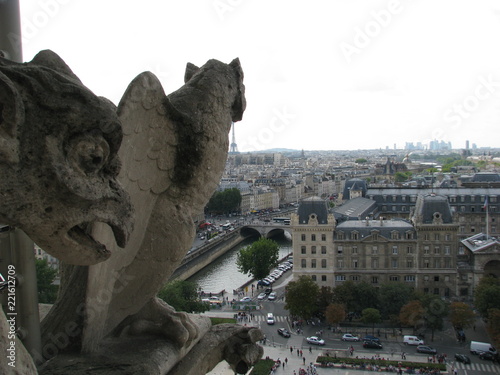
[297,196,329,224]
[335,219,415,239]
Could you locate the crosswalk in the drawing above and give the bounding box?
[236,315,288,324]
[453,360,500,373]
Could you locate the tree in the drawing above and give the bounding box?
[236,237,279,280]
[35,258,58,303]
[325,303,346,327]
[394,171,412,183]
[317,286,334,315]
[378,282,413,319]
[420,295,448,341]
[361,308,381,334]
[285,275,320,320]
[399,300,425,331]
[158,280,209,313]
[475,276,500,317]
[206,188,242,214]
[355,158,368,164]
[449,302,475,329]
[332,281,378,315]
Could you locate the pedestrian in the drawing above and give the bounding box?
[290,346,293,354]
[309,346,312,353]
[285,357,288,364]
[303,356,306,365]
[297,349,299,356]
[282,361,285,369]
[300,349,303,357]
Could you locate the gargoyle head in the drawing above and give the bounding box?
[0,50,133,265]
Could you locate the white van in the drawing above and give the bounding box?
[470,341,497,355]
[403,335,424,346]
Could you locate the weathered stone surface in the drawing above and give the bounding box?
[0,310,37,375]
[0,50,133,266]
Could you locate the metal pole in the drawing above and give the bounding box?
[0,0,43,359]
[0,0,23,62]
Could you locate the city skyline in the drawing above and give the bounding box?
[19,0,500,152]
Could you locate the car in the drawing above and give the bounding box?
[239,296,252,302]
[257,293,267,300]
[268,292,277,301]
[264,288,273,295]
[277,328,291,338]
[362,335,380,342]
[363,340,383,349]
[416,345,437,355]
[306,336,325,345]
[454,353,471,364]
[479,351,495,360]
[257,279,270,286]
[267,313,275,325]
[342,334,360,342]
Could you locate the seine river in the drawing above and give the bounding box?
[188,233,292,295]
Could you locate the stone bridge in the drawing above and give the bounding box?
[239,223,293,239]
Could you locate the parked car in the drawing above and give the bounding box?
[257,279,270,286]
[362,335,380,342]
[277,328,291,338]
[342,334,360,342]
[257,293,267,300]
[479,351,495,360]
[363,340,383,349]
[306,336,325,345]
[454,353,471,364]
[264,288,273,295]
[268,292,277,301]
[416,345,437,355]
[239,296,252,302]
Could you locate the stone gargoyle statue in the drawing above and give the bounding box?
[0,50,263,374]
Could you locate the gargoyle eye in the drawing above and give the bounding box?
[68,134,110,175]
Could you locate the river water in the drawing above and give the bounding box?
[188,233,292,295]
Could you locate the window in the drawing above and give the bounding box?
[321,259,327,268]
[311,234,316,241]
[337,246,343,255]
[301,234,306,241]
[351,275,360,281]
[321,246,326,254]
[434,259,440,268]
[404,275,415,282]
[444,246,450,255]
[407,259,413,268]
[392,259,398,268]
[311,259,316,268]
[337,232,344,240]
[321,234,326,241]
[444,258,451,268]
[424,259,430,268]
[458,246,465,255]
[445,275,450,282]
[407,246,413,254]
[445,234,451,241]
[352,246,358,254]
[337,259,343,269]
[351,232,359,240]
[392,246,398,255]
[424,275,429,281]
[311,275,317,281]
[311,246,317,254]
[390,276,399,281]
[372,258,378,268]
[406,232,413,240]
[392,231,399,240]
[372,246,378,254]
[336,275,346,281]
[371,276,378,284]
[321,275,327,282]
[434,288,439,295]
[301,259,306,268]
[352,259,358,268]
[424,287,429,294]
[434,275,439,282]
[434,234,440,241]
[424,246,430,254]
[434,246,440,255]
[301,246,306,254]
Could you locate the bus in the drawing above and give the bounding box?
[273,217,290,224]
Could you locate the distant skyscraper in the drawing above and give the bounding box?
[466,140,470,149]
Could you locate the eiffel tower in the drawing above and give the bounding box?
[229,122,239,154]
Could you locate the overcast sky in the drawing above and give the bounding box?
[19,0,500,152]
